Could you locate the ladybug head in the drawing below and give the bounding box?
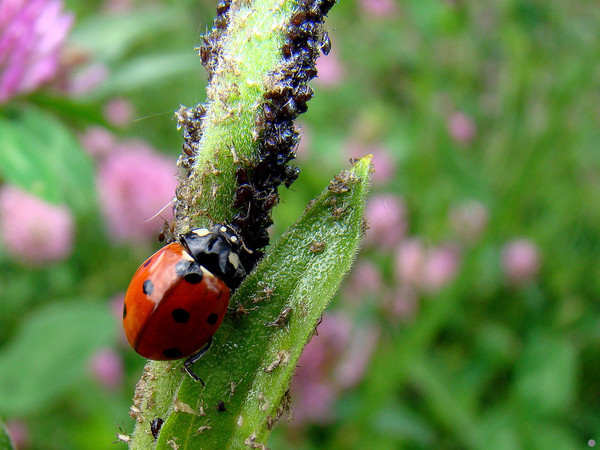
[179,224,248,289]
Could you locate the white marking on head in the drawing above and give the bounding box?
[220,226,227,233]
[230,235,238,243]
[228,252,240,269]
[182,251,194,261]
[194,228,210,236]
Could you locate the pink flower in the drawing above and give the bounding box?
[0,0,74,103]
[388,286,418,321]
[291,381,336,425]
[291,313,378,425]
[88,348,124,390]
[315,48,345,87]
[0,186,74,265]
[421,244,461,292]
[501,239,540,285]
[395,240,461,292]
[67,62,109,96]
[96,144,177,243]
[343,259,383,305]
[449,200,489,243]
[79,126,116,158]
[447,111,476,145]
[395,238,426,286]
[334,324,379,388]
[359,0,399,18]
[364,194,407,248]
[103,97,134,128]
[103,0,134,13]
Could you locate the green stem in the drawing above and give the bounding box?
[129,0,341,448]
[173,0,295,232]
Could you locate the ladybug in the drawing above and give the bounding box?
[123,224,247,382]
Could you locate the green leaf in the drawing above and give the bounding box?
[0,301,117,416]
[514,332,577,415]
[0,420,14,450]
[0,107,96,214]
[479,406,522,450]
[93,53,199,98]
[523,423,581,450]
[70,9,185,63]
[130,156,372,448]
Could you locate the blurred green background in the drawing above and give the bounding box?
[0,0,599,448]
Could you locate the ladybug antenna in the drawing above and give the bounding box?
[239,238,253,255]
[145,198,175,222]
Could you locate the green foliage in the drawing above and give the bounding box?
[0,108,95,214]
[0,0,599,449]
[71,9,187,63]
[0,301,116,417]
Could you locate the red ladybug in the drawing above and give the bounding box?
[123,224,246,382]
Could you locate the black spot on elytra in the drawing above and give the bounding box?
[172,308,190,323]
[207,313,218,325]
[163,348,182,359]
[143,279,154,295]
[175,259,192,277]
[184,272,203,284]
[122,303,127,319]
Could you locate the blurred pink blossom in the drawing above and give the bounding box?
[5,419,29,449]
[343,259,383,304]
[449,200,489,243]
[421,244,461,292]
[359,0,399,18]
[67,62,109,96]
[346,143,396,184]
[388,286,418,321]
[79,126,116,158]
[88,348,124,390]
[0,186,74,265]
[103,0,134,13]
[334,324,379,388]
[103,97,134,128]
[97,144,177,243]
[447,111,476,145]
[364,194,407,248]
[291,313,378,425]
[0,0,74,103]
[291,381,336,425]
[315,49,345,87]
[396,240,461,292]
[501,239,541,285]
[395,238,425,286]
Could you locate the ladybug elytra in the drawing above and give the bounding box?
[123,224,246,382]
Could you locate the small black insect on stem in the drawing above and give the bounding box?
[174,0,337,274]
[230,0,336,273]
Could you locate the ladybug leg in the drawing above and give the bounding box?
[183,338,213,385]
